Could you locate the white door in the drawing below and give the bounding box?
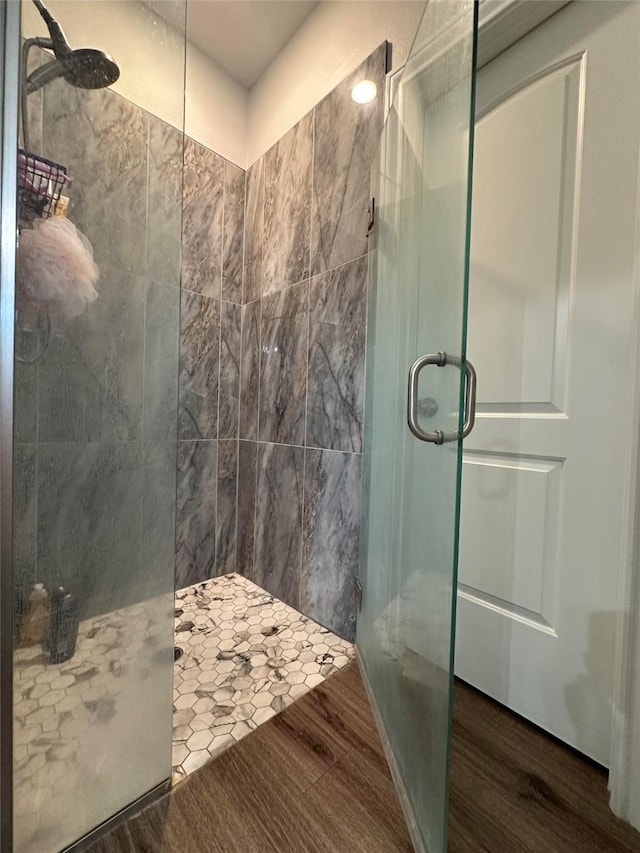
[456,0,640,766]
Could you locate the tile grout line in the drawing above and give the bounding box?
[258,251,369,303]
[251,161,265,578]
[214,158,225,578]
[298,107,316,613]
[232,164,248,574]
[238,438,362,457]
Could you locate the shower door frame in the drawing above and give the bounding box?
[0,0,20,849]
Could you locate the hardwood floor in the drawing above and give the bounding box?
[89,663,412,853]
[89,663,640,853]
[449,681,640,853]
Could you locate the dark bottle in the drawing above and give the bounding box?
[48,587,79,664]
[44,586,64,651]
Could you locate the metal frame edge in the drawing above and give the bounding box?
[61,779,171,852]
[0,0,20,850]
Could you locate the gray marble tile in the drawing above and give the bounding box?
[216,439,238,574]
[147,117,183,287]
[310,44,386,275]
[24,44,45,154]
[13,344,37,444]
[263,113,313,295]
[253,442,303,607]
[37,441,143,618]
[259,282,308,446]
[182,136,224,298]
[38,267,145,442]
[42,81,148,276]
[144,281,180,442]
[141,441,177,599]
[301,449,362,641]
[179,291,220,440]
[176,440,217,588]
[306,256,368,452]
[14,444,37,625]
[219,301,241,440]
[236,440,257,579]
[222,161,245,304]
[243,158,263,304]
[239,300,260,441]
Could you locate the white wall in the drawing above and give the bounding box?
[246,0,426,166]
[185,43,247,167]
[20,0,249,165]
[21,0,425,168]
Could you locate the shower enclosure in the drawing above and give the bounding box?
[2,1,187,849]
[0,0,479,850]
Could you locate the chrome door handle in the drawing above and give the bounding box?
[407,352,477,444]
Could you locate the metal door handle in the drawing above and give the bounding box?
[407,352,477,444]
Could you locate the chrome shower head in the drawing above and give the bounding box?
[26,49,120,94]
[25,0,120,94]
[61,48,120,89]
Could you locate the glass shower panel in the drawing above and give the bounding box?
[358,2,477,851]
[13,2,185,850]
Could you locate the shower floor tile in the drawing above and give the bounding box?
[13,595,172,853]
[172,573,354,783]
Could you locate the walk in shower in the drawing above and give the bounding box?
[2,0,389,848]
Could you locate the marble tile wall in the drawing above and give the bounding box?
[14,43,386,640]
[14,79,184,619]
[182,137,223,299]
[252,443,304,605]
[236,44,387,641]
[16,74,246,611]
[258,281,308,446]
[175,137,245,588]
[262,115,313,296]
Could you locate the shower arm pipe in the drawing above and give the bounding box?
[26,56,73,94]
[20,37,56,151]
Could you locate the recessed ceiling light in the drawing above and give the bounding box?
[351,79,377,104]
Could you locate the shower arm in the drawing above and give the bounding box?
[26,57,70,94]
[21,37,56,151]
[22,37,61,89]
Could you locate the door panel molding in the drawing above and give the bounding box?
[458,583,558,636]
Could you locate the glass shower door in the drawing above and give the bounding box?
[357,2,477,851]
[11,2,186,850]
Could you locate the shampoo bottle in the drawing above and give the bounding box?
[21,583,50,646]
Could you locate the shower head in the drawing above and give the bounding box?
[26,50,120,94]
[25,0,120,94]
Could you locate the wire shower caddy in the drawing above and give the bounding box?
[17,148,68,229]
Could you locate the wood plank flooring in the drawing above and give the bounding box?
[89,663,640,853]
[89,663,412,853]
[449,680,640,853]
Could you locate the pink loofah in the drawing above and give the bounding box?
[17,217,99,319]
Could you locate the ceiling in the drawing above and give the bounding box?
[186,1,320,89]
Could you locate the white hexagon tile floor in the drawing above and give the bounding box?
[172,573,354,782]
